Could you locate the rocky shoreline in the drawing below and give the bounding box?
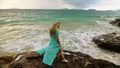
[92,32,120,53]
[0,50,120,68]
[92,18,120,53]
[0,19,120,68]
[110,18,120,28]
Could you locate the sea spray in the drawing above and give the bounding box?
[0,9,120,65]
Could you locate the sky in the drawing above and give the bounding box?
[0,0,120,10]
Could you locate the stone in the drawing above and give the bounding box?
[93,33,120,53]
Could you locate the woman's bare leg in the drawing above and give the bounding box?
[60,49,68,62]
[60,49,65,59]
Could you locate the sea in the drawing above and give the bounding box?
[0,9,120,65]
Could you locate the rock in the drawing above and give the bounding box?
[25,51,41,59]
[115,18,120,22]
[8,50,120,68]
[0,56,14,68]
[0,50,120,68]
[110,18,120,27]
[92,33,120,53]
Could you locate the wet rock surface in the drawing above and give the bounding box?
[0,50,120,68]
[110,18,120,27]
[93,33,120,53]
[0,56,14,68]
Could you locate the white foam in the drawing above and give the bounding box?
[0,20,120,65]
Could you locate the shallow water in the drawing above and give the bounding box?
[0,9,120,65]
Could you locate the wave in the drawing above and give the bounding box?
[1,19,118,65]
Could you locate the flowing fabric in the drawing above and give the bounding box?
[36,30,60,66]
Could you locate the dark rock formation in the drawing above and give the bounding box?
[93,33,120,53]
[0,50,120,68]
[110,18,120,27]
[0,56,14,68]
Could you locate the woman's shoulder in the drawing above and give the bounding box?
[55,30,59,33]
[54,30,59,35]
[55,30,58,32]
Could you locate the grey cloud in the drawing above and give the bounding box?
[61,0,100,8]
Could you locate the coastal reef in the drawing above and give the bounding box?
[0,50,120,68]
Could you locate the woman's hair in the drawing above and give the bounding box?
[49,22,60,37]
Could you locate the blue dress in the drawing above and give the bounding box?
[36,30,60,66]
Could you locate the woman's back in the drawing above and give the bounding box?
[49,30,59,47]
[37,30,60,66]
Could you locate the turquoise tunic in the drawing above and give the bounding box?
[36,30,60,66]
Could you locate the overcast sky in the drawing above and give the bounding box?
[0,0,120,10]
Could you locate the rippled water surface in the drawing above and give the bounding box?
[0,9,120,65]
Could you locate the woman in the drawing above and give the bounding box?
[36,22,68,66]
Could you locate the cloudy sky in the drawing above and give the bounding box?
[0,0,120,10]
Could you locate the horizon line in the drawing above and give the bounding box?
[0,8,120,11]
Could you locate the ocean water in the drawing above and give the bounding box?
[0,9,120,65]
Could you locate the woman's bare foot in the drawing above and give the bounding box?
[62,59,68,63]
